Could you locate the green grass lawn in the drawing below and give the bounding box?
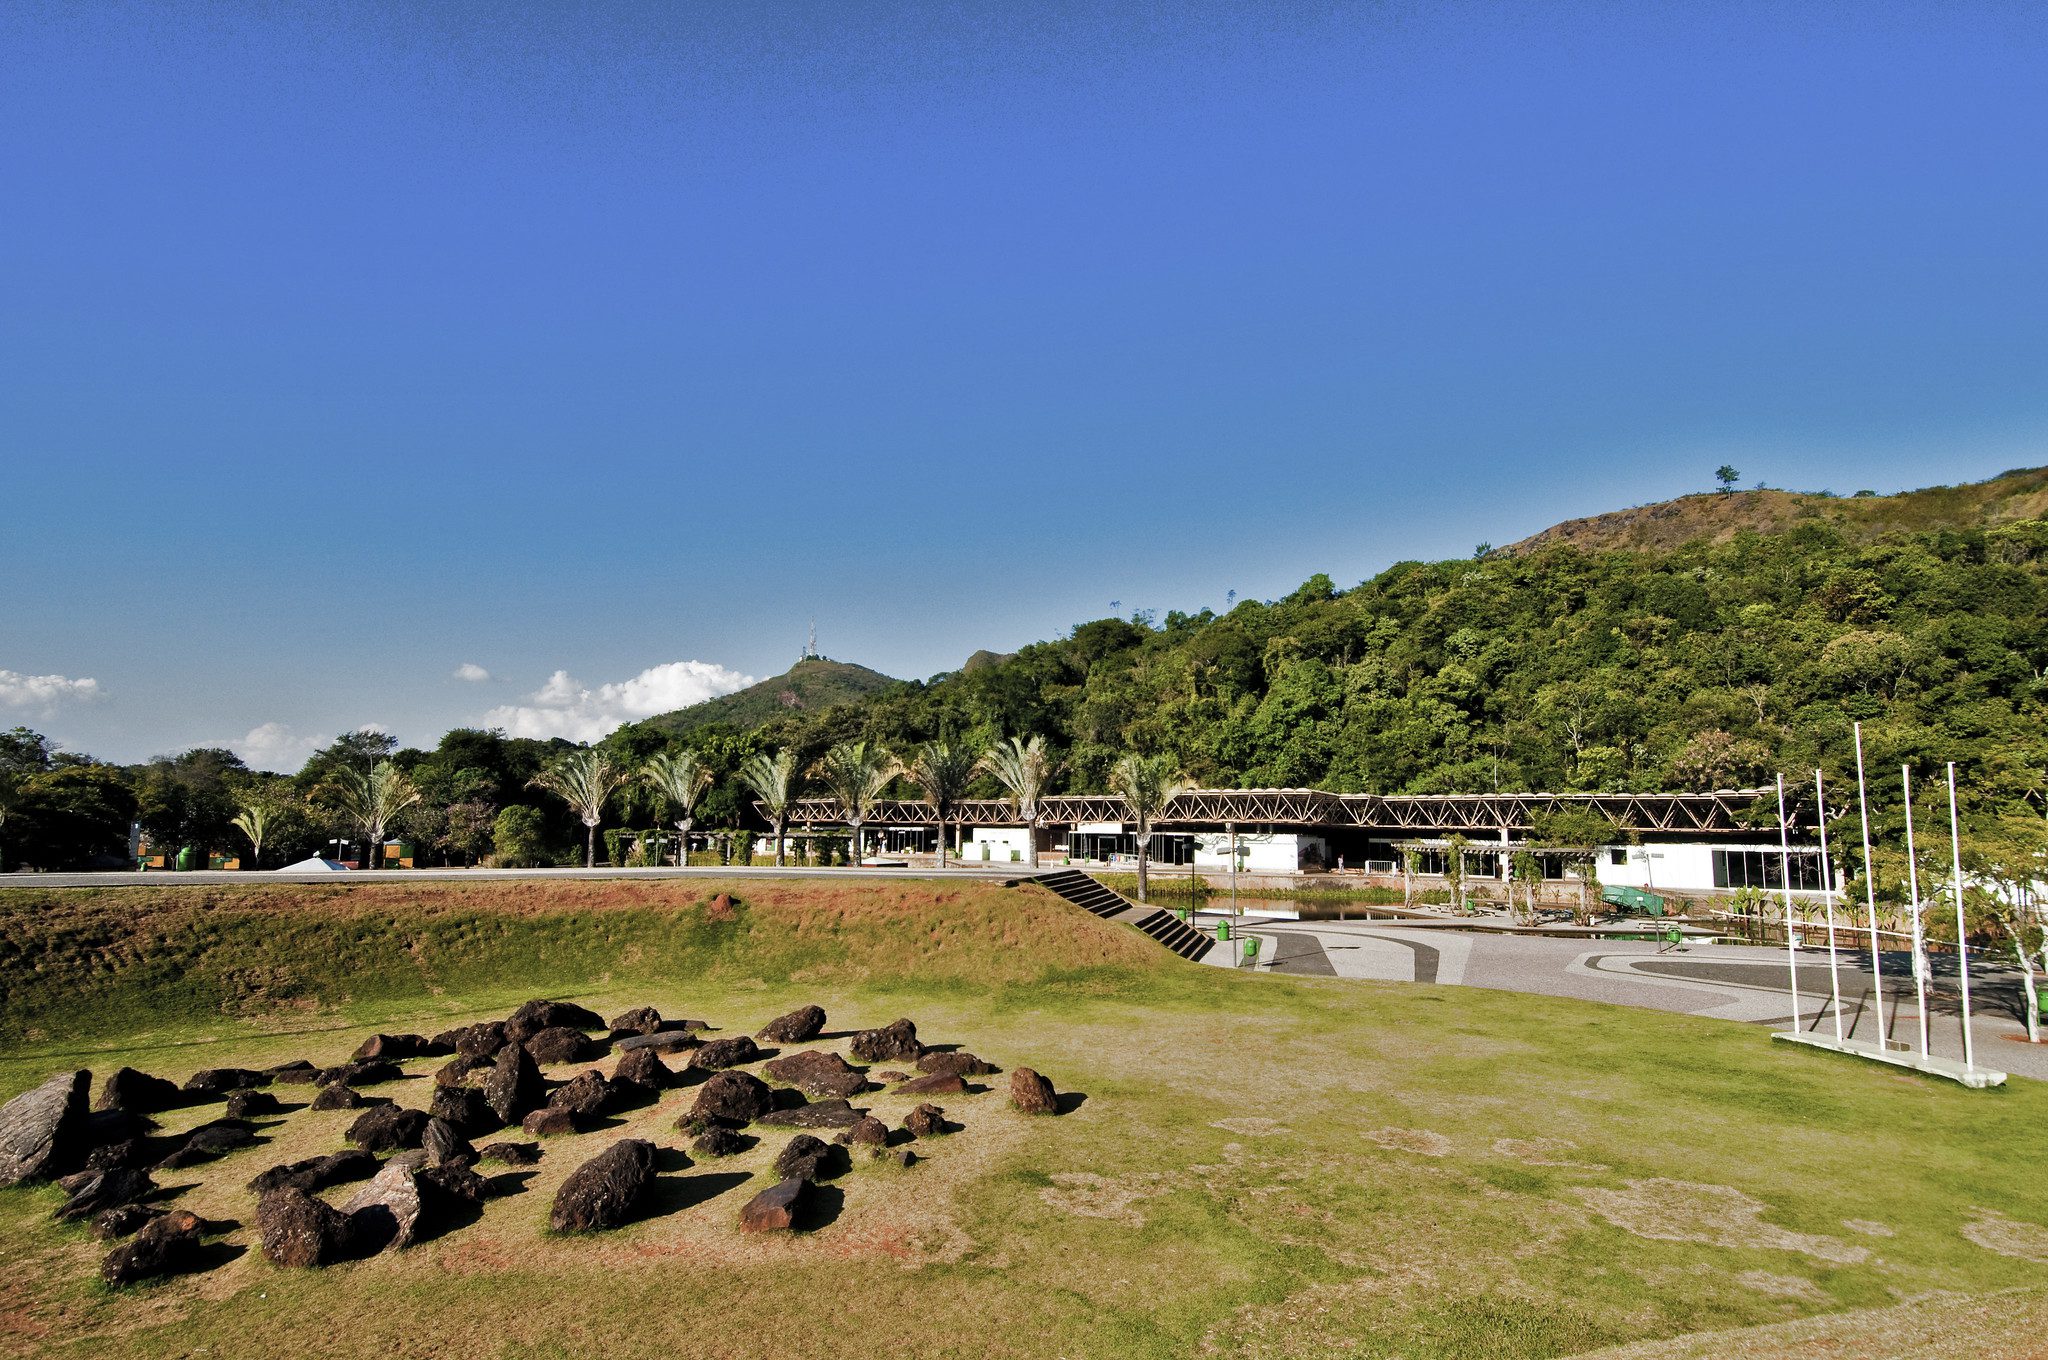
[3,878,2045,1360]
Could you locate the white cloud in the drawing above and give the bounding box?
[231,722,324,773]
[0,669,101,709]
[452,662,493,683]
[483,660,756,743]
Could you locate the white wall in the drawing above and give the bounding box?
[1191,832,1326,874]
[962,826,1034,862]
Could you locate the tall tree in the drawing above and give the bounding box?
[532,749,628,869]
[643,749,713,867]
[906,741,976,867]
[739,748,802,867]
[979,735,1052,868]
[1109,752,1187,904]
[329,761,423,870]
[814,741,896,868]
[231,800,276,870]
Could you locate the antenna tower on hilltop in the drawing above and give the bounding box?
[804,618,819,660]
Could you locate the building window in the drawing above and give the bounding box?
[1712,849,1825,891]
[1609,848,1627,867]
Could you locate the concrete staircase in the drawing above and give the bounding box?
[1033,869,1214,962]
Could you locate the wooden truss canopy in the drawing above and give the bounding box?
[776,787,1764,835]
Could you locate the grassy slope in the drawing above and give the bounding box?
[634,657,900,736]
[1507,464,2048,555]
[3,880,2046,1360]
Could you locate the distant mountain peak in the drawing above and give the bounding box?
[635,656,900,735]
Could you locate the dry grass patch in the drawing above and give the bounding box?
[1960,1208,2048,1263]
[1572,1179,1869,1265]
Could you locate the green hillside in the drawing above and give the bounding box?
[635,657,901,736]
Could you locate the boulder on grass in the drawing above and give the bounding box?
[311,1084,387,1112]
[83,1137,150,1173]
[837,1116,889,1149]
[433,1053,495,1089]
[762,1050,867,1099]
[54,1165,155,1221]
[353,1033,441,1061]
[525,1026,601,1065]
[895,1071,966,1096]
[915,1051,999,1078]
[738,1177,809,1232]
[505,1000,604,1044]
[102,1209,207,1285]
[97,1067,181,1114]
[548,1138,655,1233]
[346,1104,430,1152]
[258,1188,359,1268]
[772,1134,843,1182]
[485,1044,544,1125]
[155,1119,257,1169]
[265,1059,321,1084]
[848,1019,923,1064]
[903,1103,947,1139]
[478,1141,542,1167]
[616,1030,697,1055]
[225,1088,283,1119]
[1,1071,91,1184]
[611,1046,674,1093]
[341,1156,424,1252]
[688,1070,772,1127]
[606,1006,664,1038]
[755,1005,825,1044]
[1009,1067,1059,1115]
[249,1149,379,1196]
[436,1021,509,1058]
[316,1059,402,1088]
[183,1068,269,1096]
[691,1036,761,1071]
[92,1202,164,1241]
[546,1071,617,1118]
[757,1098,863,1130]
[691,1126,750,1158]
[423,1117,477,1168]
[522,1106,577,1137]
[428,1083,498,1136]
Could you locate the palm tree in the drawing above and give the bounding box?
[231,800,275,871]
[740,748,802,867]
[532,748,628,869]
[907,741,976,867]
[814,741,896,868]
[330,761,422,871]
[1109,752,1187,904]
[979,735,1051,868]
[643,749,713,867]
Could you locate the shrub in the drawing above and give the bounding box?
[490,805,548,868]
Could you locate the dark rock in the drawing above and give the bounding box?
[317,1058,402,1087]
[249,1149,379,1196]
[81,1107,152,1150]
[225,1088,283,1119]
[311,1084,388,1112]
[433,1053,494,1089]
[606,1006,664,1037]
[763,1049,867,1099]
[417,1161,492,1205]
[265,1059,321,1084]
[739,1176,809,1232]
[611,1046,674,1092]
[876,1071,912,1083]
[837,1116,889,1148]
[916,1051,999,1078]
[772,1133,845,1181]
[886,1147,917,1168]
[478,1141,542,1167]
[616,1030,697,1055]
[547,1070,617,1118]
[258,1187,359,1267]
[903,1103,947,1139]
[183,1067,270,1095]
[341,1157,424,1251]
[522,1106,578,1137]
[756,1005,826,1044]
[437,1021,510,1058]
[692,1035,762,1070]
[84,1137,150,1172]
[848,1018,924,1064]
[428,1083,498,1135]
[1009,1067,1058,1115]
[691,1126,750,1158]
[0,1070,90,1184]
[757,1098,863,1130]
[485,1043,544,1125]
[92,1202,165,1240]
[525,1025,601,1065]
[55,1165,155,1221]
[896,1071,966,1096]
[346,1104,430,1152]
[156,1119,257,1168]
[549,1138,655,1233]
[505,999,604,1044]
[102,1208,206,1285]
[97,1067,181,1114]
[353,1033,444,1061]
[423,1117,477,1168]
[689,1070,773,1126]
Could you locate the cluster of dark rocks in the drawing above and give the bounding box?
[0,996,1069,1282]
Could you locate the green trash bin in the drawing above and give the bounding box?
[1241,937,1261,967]
[1216,920,1231,942]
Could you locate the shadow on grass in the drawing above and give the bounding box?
[640,1170,751,1220]
[1053,1091,1089,1115]
[794,1182,844,1231]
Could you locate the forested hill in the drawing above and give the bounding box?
[661,471,2048,828]
[635,657,898,737]
[1509,466,2048,556]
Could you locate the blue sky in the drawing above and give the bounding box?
[3,2,2045,767]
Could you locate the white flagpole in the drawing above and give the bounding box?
[1947,762,1976,1072]
[1777,774,1801,1033]
[1815,768,1845,1042]
[1902,765,1929,1059]
[1853,723,1888,1047]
